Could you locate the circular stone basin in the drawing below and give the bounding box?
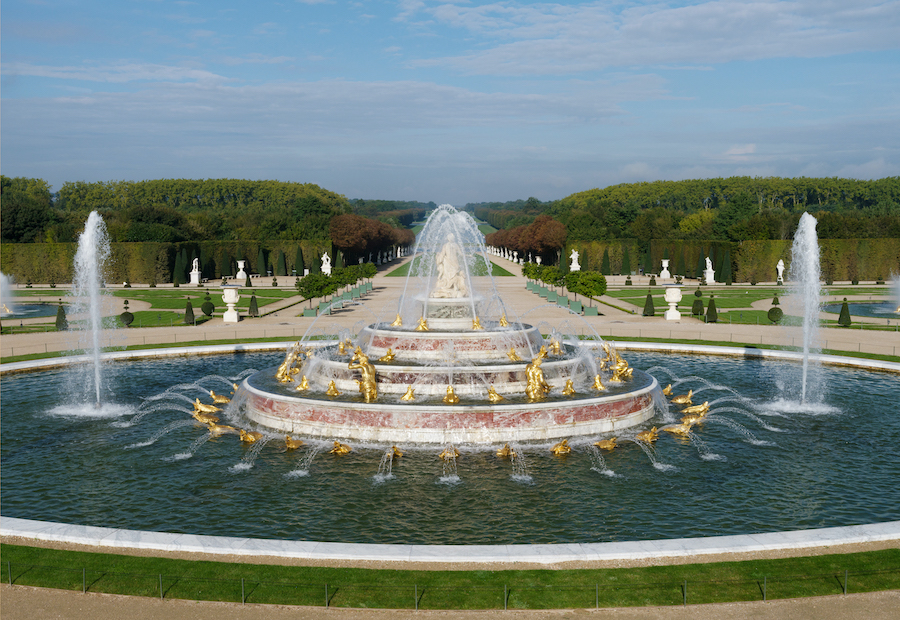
[2,350,898,545]
[823,301,900,318]
[1,303,60,319]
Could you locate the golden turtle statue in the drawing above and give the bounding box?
[551,439,571,455]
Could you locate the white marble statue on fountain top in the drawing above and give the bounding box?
[431,233,469,298]
[776,259,785,283]
[569,249,581,272]
[322,252,332,276]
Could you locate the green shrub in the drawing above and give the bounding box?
[649,276,657,286]
[691,297,704,317]
[249,295,259,317]
[706,296,718,322]
[55,304,67,330]
[642,292,655,317]
[119,311,134,327]
[184,300,195,324]
[838,298,852,327]
[625,275,632,286]
[767,307,784,323]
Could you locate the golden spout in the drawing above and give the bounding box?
[285,436,305,450]
[400,385,416,401]
[594,437,617,450]
[499,314,509,327]
[326,381,341,397]
[562,379,576,395]
[349,349,378,402]
[329,440,351,455]
[439,446,460,461]
[681,413,705,426]
[443,385,460,405]
[472,316,484,330]
[239,429,264,444]
[338,341,348,354]
[209,390,231,404]
[295,375,310,391]
[551,439,571,455]
[487,385,505,403]
[207,423,236,437]
[378,348,395,363]
[415,317,429,331]
[525,353,551,402]
[507,347,522,362]
[390,314,403,327]
[591,374,606,392]
[635,427,659,443]
[661,384,673,396]
[671,389,693,405]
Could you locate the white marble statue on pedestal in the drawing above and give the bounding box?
[660,259,671,279]
[569,249,581,272]
[431,233,469,298]
[776,259,785,284]
[513,251,518,263]
[703,256,716,284]
[536,256,542,265]
[322,252,332,276]
[189,257,201,285]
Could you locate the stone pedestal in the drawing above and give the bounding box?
[664,285,683,321]
[235,260,247,280]
[704,268,716,285]
[221,285,241,323]
[189,269,201,285]
[660,259,671,279]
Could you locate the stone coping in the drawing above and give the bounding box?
[2,342,898,564]
[2,517,898,564]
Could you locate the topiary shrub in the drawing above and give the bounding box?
[706,296,718,323]
[642,292,655,317]
[772,295,780,306]
[272,276,278,287]
[691,297,704,317]
[201,293,215,317]
[694,288,702,297]
[119,311,134,327]
[648,276,657,286]
[851,279,859,285]
[184,300,195,324]
[625,275,632,286]
[767,307,784,323]
[55,304,68,331]
[249,294,259,318]
[838,298,852,327]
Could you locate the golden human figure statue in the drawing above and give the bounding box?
[209,390,231,404]
[591,374,606,391]
[415,317,429,331]
[194,398,221,414]
[671,389,693,405]
[562,379,576,395]
[349,348,378,402]
[472,316,484,330]
[548,340,562,356]
[661,384,673,396]
[275,342,302,382]
[499,314,509,327]
[391,445,404,458]
[378,348,395,363]
[525,353,551,402]
[329,440,351,455]
[680,401,709,415]
[295,375,310,391]
[507,347,522,362]
[239,429,264,444]
[400,385,415,401]
[326,381,341,397]
[439,446,460,460]
[232,382,239,392]
[636,427,659,443]
[390,314,403,327]
[594,437,617,450]
[496,443,514,458]
[443,385,460,404]
[551,439,571,455]
[487,385,505,403]
[338,341,348,355]
[285,436,305,450]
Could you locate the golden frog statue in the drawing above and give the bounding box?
[326,381,341,397]
[443,385,460,405]
[295,375,310,391]
[562,379,576,395]
[284,436,305,450]
[591,374,606,392]
[391,445,404,458]
[239,429,264,444]
[663,423,693,436]
[194,398,221,414]
[390,314,403,327]
[551,439,571,455]
[439,446,460,461]
[329,440,351,455]
[378,348,395,363]
[192,411,219,425]
[487,385,505,403]
[496,443,514,458]
[681,413,705,426]
[507,348,522,362]
[671,389,693,405]
[207,423,236,437]
[594,437,617,450]
[499,314,509,327]
[400,385,416,401]
[415,317,429,331]
[635,427,659,443]
[661,384,673,396]
[209,390,230,404]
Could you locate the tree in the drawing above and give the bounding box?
[221,250,232,277]
[706,295,718,322]
[276,250,287,276]
[621,247,632,275]
[720,248,733,285]
[601,249,611,275]
[119,299,134,327]
[55,303,68,331]
[184,300,195,324]
[642,292,655,316]
[257,247,266,276]
[696,250,706,281]
[767,307,784,323]
[294,246,305,275]
[838,298,852,327]
[297,272,334,307]
[249,294,259,318]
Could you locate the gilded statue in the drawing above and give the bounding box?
[400,385,416,401]
[551,439,571,455]
[285,436,305,450]
[602,343,632,381]
[525,348,551,402]
[295,375,310,391]
[472,316,484,330]
[499,314,509,327]
[439,446,460,460]
[635,427,659,443]
[415,317,429,331]
[209,390,231,404]
[562,379,576,395]
[591,374,606,392]
[329,441,351,455]
[487,385,505,403]
[378,348,395,363]
[338,341,348,355]
[431,233,469,298]
[681,413,705,426]
[496,443,514,458]
[507,347,522,362]
[680,401,709,415]
[192,411,219,425]
[194,399,221,414]
[239,429,264,444]
[349,348,378,402]
[594,437,617,450]
[390,314,403,327]
[661,384,673,396]
[670,390,693,405]
[443,385,460,405]
[326,381,341,397]
[663,423,693,436]
[548,340,562,356]
[207,423,236,437]
[275,342,302,383]
[391,445,404,458]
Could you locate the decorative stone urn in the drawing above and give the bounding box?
[660,259,671,280]
[221,285,241,323]
[235,260,247,281]
[664,285,683,321]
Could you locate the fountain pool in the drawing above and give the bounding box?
[2,348,898,546]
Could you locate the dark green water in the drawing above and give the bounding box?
[1,351,898,544]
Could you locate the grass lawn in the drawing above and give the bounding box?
[478,223,498,235]
[386,256,514,277]
[2,544,897,609]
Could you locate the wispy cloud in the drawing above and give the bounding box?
[3,62,228,84]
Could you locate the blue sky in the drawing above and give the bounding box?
[2,0,898,204]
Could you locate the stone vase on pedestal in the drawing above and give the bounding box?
[222,285,241,323]
[664,285,683,321]
[660,259,671,279]
[235,260,247,280]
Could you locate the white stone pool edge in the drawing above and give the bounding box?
[2,342,899,564]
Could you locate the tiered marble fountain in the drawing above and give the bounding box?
[241,205,659,444]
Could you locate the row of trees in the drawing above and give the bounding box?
[295,263,377,305]
[484,215,567,263]
[329,214,415,265]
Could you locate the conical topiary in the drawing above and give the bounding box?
[642,292,655,317]
[184,300,195,325]
[706,295,718,323]
[249,294,259,318]
[621,247,632,275]
[838,298,852,327]
[691,292,704,317]
[601,248,611,275]
[55,303,68,331]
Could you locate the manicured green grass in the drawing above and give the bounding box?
[478,223,498,235]
[386,257,514,277]
[2,544,897,609]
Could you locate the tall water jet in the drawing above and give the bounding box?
[0,272,16,316]
[892,274,900,313]
[788,212,822,404]
[71,211,112,407]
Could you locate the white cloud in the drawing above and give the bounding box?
[2,62,228,84]
[725,144,757,158]
[837,157,897,179]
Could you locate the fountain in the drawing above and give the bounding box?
[893,274,900,313]
[787,212,821,404]
[0,272,16,316]
[239,205,660,444]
